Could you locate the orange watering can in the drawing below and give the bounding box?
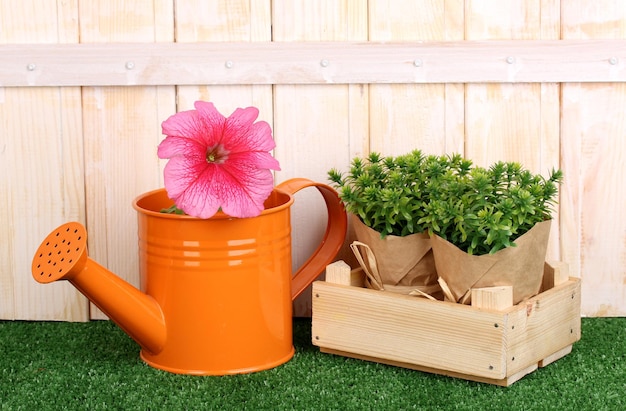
[31,178,347,375]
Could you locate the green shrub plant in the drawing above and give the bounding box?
[328,150,562,255]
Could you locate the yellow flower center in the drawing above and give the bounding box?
[206,144,229,164]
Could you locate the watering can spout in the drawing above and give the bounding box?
[31,222,167,355]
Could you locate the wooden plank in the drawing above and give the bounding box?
[561,1,626,316]
[273,0,369,316]
[542,261,570,291]
[320,347,523,387]
[80,0,175,319]
[313,281,508,379]
[464,0,562,265]
[504,277,581,375]
[540,0,562,263]
[368,0,453,159]
[313,274,580,384]
[443,0,466,154]
[565,82,626,316]
[471,286,513,310]
[539,345,573,367]
[325,261,365,287]
[464,1,561,167]
[0,0,87,321]
[175,0,272,113]
[1,39,625,87]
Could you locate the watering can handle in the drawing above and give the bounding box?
[276,178,347,300]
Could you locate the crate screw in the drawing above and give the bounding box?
[494,323,499,328]
[609,57,619,65]
[489,365,494,370]
[315,293,319,298]
[506,56,516,64]
[413,58,423,67]
[320,59,330,67]
[315,336,320,340]
[125,61,135,70]
[26,63,36,71]
[225,60,234,69]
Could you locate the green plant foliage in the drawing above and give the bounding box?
[329,151,563,255]
[329,150,437,237]
[160,204,186,215]
[420,161,562,255]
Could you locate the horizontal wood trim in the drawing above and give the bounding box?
[1,40,625,87]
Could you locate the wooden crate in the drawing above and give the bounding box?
[312,261,581,386]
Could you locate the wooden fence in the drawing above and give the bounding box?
[1,0,625,320]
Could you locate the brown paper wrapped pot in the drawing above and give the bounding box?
[431,219,552,304]
[351,214,438,294]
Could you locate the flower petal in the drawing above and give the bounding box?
[242,121,276,152]
[217,165,275,218]
[223,110,276,153]
[173,177,222,219]
[157,135,205,159]
[229,151,281,171]
[162,156,204,199]
[162,102,225,148]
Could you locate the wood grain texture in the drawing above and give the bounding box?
[272,0,368,316]
[2,40,625,87]
[79,0,175,319]
[0,0,87,321]
[464,0,562,264]
[561,0,626,316]
[1,1,625,320]
[312,262,581,385]
[368,0,462,157]
[174,0,272,113]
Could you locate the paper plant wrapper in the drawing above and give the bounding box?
[350,214,440,297]
[431,219,552,305]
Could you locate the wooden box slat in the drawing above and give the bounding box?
[312,262,581,386]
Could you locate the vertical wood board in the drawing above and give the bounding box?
[561,0,626,316]
[272,0,368,316]
[0,0,87,321]
[464,0,562,262]
[79,0,175,319]
[368,0,461,156]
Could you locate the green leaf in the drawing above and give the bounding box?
[161,204,185,215]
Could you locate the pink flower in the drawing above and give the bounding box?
[157,101,281,218]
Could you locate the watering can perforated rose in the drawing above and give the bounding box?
[31,102,347,375]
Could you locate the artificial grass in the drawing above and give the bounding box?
[0,318,624,410]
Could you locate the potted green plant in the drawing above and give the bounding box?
[417,158,563,304]
[330,150,562,304]
[327,150,452,296]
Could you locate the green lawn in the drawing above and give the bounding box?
[1,317,624,410]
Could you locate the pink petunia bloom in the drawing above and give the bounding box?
[157,101,281,219]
